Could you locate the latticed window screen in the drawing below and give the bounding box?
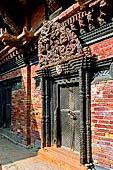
[60,84,80,152]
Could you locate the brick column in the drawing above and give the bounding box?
[24,65,31,145]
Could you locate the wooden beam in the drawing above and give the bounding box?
[0,9,20,35]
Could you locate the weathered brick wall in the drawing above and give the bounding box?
[90,37,113,169]
[31,64,42,146]
[11,67,31,145]
[90,37,113,60]
[11,75,27,143]
[0,65,42,146]
[0,68,29,144]
[91,81,113,169]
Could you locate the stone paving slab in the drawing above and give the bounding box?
[0,135,36,165]
[0,134,61,170]
[3,157,61,170]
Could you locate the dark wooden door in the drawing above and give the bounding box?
[0,89,3,127]
[3,88,11,128]
[6,88,11,128]
[60,84,80,152]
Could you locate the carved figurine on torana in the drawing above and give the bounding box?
[38,21,83,68]
[97,0,112,26]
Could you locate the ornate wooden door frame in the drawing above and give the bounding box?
[36,54,95,165]
[36,20,96,167]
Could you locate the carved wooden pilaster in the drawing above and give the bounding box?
[79,68,86,164]
[41,77,46,148]
[45,78,51,147]
[85,70,92,164]
[53,84,59,147]
[50,80,54,145]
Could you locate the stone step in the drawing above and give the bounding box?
[38,147,87,170]
[46,147,80,162]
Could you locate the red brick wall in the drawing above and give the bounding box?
[31,64,42,146]
[0,68,30,144]
[11,67,31,145]
[0,65,42,146]
[90,36,113,169]
[11,69,28,144]
[91,81,113,169]
[90,37,113,60]
[11,65,42,145]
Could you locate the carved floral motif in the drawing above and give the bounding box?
[38,21,83,68]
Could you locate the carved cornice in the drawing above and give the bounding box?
[36,54,95,78]
[91,56,113,84]
[80,22,113,45]
[0,39,38,75]
[59,0,113,45]
[0,48,23,66]
[0,76,22,87]
[36,46,95,78]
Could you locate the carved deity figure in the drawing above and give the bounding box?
[70,24,78,33]
[60,26,68,45]
[87,9,95,31]
[79,17,86,34]
[98,0,112,25]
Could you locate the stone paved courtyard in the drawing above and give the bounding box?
[0,134,61,170]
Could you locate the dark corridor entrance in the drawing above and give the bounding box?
[0,88,11,128]
[60,84,80,152]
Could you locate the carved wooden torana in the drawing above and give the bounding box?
[38,20,83,69]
